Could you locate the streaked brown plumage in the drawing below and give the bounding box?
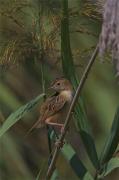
[27,78,73,134]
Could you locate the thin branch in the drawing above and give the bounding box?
[46,44,99,179]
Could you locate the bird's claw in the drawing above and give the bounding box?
[55,140,65,148]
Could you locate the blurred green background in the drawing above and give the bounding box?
[0,0,119,179]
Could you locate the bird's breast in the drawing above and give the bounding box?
[60,90,73,102]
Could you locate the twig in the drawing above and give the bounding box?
[46,44,99,179]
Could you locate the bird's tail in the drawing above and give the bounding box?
[25,118,44,138]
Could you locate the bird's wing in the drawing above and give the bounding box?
[40,94,66,122]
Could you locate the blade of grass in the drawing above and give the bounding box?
[0,93,45,138]
[98,157,119,179]
[61,0,99,169]
[51,169,59,180]
[100,107,119,164]
[61,143,94,180]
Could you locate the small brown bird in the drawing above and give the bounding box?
[28,77,73,134]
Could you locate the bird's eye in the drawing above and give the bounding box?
[57,82,60,86]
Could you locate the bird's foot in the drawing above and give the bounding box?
[55,139,65,148]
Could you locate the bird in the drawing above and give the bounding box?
[27,77,73,135]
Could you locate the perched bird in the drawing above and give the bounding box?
[27,77,73,134]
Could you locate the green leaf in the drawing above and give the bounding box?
[0,93,45,138]
[100,107,119,164]
[51,169,59,180]
[61,0,77,85]
[98,157,119,178]
[61,143,94,180]
[61,0,99,169]
[80,130,99,169]
[83,172,94,180]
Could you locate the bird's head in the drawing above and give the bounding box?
[50,77,73,93]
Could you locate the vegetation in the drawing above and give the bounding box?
[0,0,119,179]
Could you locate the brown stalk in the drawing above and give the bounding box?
[46,45,99,179]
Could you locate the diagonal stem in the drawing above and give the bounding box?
[46,45,99,179]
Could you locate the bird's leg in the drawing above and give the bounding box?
[45,117,67,134]
[45,118,64,130]
[45,118,65,148]
[46,122,64,127]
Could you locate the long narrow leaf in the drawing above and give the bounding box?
[0,93,45,138]
[61,0,99,169]
[51,169,59,180]
[100,107,119,164]
[62,143,94,180]
[98,157,119,179]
